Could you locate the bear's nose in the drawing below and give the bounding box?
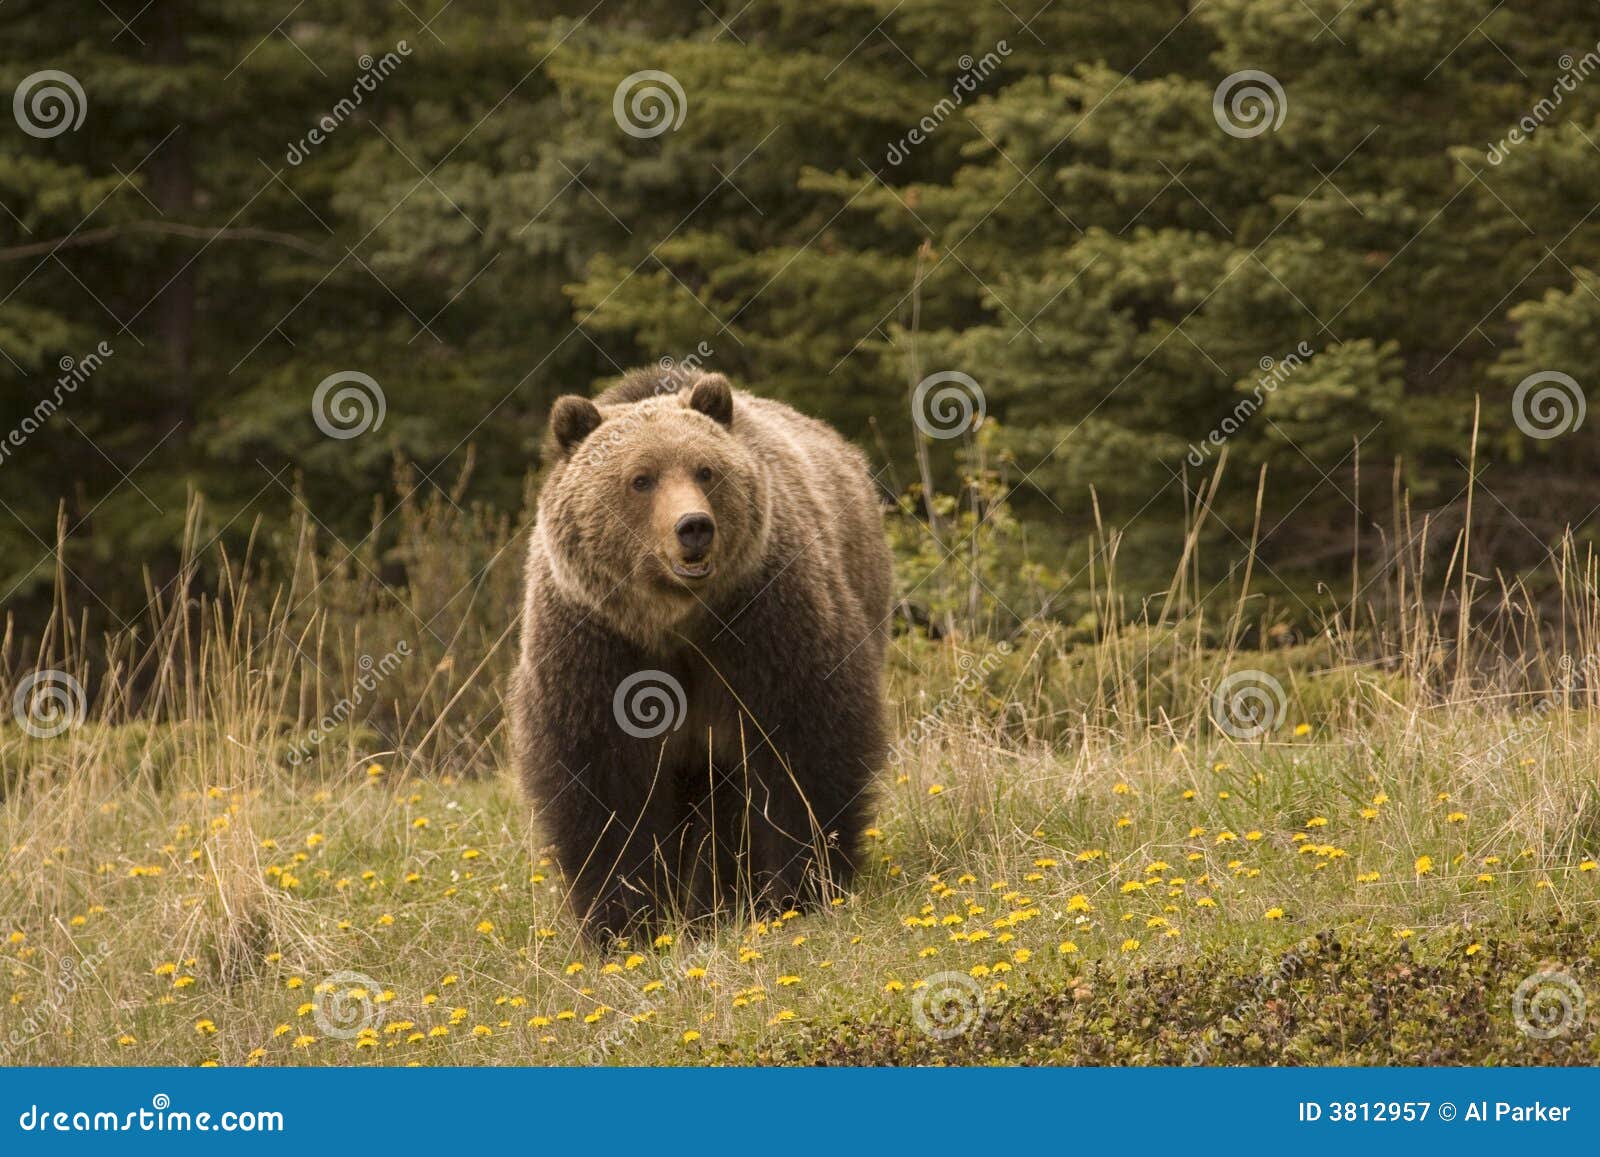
[674,512,715,559]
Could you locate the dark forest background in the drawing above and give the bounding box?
[5,0,1600,640]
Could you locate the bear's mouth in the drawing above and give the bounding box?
[670,559,714,581]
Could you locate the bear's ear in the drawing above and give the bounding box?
[549,395,603,456]
[687,374,733,428]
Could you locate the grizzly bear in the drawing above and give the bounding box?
[508,366,893,937]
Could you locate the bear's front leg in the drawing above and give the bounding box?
[699,582,885,916]
[511,613,696,939]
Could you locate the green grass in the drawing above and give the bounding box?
[5,490,1600,1065]
[4,699,1597,1066]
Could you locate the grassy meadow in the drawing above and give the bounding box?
[3,484,1600,1066]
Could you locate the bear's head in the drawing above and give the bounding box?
[535,374,771,645]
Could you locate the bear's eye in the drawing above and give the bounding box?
[695,466,714,484]
[630,473,654,492]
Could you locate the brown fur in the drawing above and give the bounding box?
[508,367,893,937]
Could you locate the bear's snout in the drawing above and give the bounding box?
[674,512,716,561]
